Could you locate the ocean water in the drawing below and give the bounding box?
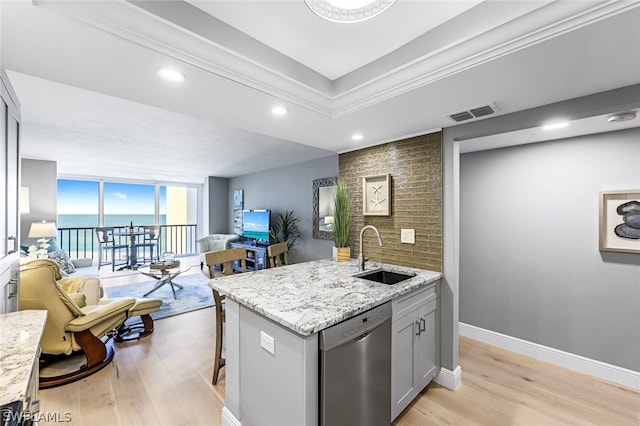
[242,230,270,241]
[57,214,166,229]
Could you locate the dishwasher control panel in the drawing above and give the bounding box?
[341,308,389,340]
[320,302,392,351]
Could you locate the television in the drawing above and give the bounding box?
[242,209,271,243]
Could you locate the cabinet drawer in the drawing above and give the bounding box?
[392,284,437,320]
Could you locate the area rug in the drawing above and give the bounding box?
[106,273,214,320]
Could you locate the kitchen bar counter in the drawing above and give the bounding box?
[210,259,442,426]
[0,310,46,407]
[208,258,441,336]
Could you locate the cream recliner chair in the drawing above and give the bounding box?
[21,258,163,344]
[19,259,136,388]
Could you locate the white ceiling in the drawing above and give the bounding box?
[2,0,640,184]
[187,0,483,79]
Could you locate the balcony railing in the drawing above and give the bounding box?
[57,224,198,260]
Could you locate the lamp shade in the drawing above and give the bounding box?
[28,221,58,239]
[20,187,30,214]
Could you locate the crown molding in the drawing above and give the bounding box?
[331,0,640,117]
[35,0,640,120]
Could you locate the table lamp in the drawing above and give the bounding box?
[28,220,58,255]
[324,216,334,228]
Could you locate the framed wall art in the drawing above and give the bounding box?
[599,190,640,253]
[233,189,244,235]
[363,174,391,216]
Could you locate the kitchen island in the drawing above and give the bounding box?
[209,259,442,426]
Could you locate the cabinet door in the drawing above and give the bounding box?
[0,97,7,259]
[6,113,19,254]
[391,311,418,420]
[415,304,437,388]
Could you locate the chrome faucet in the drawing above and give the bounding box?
[358,225,383,271]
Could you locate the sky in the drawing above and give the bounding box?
[57,179,167,215]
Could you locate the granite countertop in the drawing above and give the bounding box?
[208,259,442,336]
[0,310,47,407]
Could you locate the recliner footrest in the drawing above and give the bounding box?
[130,297,163,317]
[115,297,162,342]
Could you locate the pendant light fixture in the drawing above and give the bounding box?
[304,0,397,23]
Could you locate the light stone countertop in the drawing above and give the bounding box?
[0,310,47,407]
[208,259,442,336]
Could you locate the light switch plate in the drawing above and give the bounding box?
[401,229,415,244]
[260,331,275,355]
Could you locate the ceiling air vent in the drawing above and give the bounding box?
[448,103,499,123]
[449,111,474,122]
[470,105,495,118]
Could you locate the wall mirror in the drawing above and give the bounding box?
[313,177,338,240]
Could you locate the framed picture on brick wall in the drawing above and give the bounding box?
[363,174,391,216]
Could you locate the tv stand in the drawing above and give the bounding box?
[230,240,269,271]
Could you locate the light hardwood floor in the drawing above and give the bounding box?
[38,265,639,425]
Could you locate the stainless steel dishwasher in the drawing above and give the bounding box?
[320,301,392,426]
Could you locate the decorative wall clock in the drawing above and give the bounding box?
[363,174,391,216]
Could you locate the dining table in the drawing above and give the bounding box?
[113,228,151,270]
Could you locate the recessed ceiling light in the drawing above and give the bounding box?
[156,67,185,83]
[542,121,569,131]
[352,133,364,141]
[304,0,396,23]
[271,106,288,116]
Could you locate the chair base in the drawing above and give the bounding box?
[39,340,115,389]
[115,314,155,342]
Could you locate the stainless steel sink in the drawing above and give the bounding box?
[353,269,415,285]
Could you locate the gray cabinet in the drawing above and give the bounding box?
[391,283,439,420]
[1,69,21,314]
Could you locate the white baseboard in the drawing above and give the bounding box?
[435,365,462,390]
[459,322,640,391]
[221,407,241,426]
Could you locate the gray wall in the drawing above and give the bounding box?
[460,128,640,371]
[207,176,229,235]
[228,155,338,263]
[21,158,57,245]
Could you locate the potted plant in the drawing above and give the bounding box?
[332,180,351,261]
[269,210,301,251]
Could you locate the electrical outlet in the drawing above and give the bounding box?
[260,331,275,355]
[401,229,415,244]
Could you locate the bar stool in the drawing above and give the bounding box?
[203,247,247,385]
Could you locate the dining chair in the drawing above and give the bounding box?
[137,226,161,264]
[267,242,289,268]
[95,227,128,271]
[204,247,247,385]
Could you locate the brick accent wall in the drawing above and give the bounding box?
[338,132,442,271]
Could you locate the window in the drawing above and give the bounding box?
[57,179,199,257]
[104,182,157,227]
[57,179,99,228]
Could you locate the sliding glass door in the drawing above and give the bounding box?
[57,179,199,258]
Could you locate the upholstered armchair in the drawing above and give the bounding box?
[19,258,136,388]
[197,234,240,270]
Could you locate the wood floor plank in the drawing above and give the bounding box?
[392,337,640,426]
[37,261,639,425]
